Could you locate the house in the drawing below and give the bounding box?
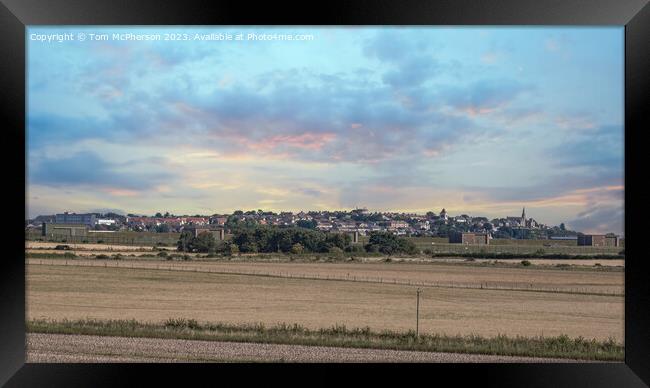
[210,216,228,226]
[316,221,333,231]
[32,215,56,224]
[388,220,409,229]
[55,212,96,227]
[505,217,522,227]
[183,217,209,226]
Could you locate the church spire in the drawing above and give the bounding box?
[521,207,526,226]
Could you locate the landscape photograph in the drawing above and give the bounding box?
[25,26,624,362]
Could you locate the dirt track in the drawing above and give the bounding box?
[26,333,597,363]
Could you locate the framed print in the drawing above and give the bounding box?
[1,0,649,386]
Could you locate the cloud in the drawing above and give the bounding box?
[26,27,624,233]
[28,114,115,148]
[548,125,623,171]
[29,151,174,193]
[28,30,533,170]
[363,30,439,90]
[296,188,324,197]
[381,56,439,88]
[363,30,433,63]
[89,208,126,215]
[568,204,624,235]
[445,79,531,116]
[156,70,483,165]
[461,176,623,206]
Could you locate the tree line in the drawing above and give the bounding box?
[177,226,418,256]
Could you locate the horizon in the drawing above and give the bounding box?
[26,26,624,235]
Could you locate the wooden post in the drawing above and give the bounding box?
[416,288,421,337]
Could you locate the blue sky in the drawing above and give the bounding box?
[26,26,624,234]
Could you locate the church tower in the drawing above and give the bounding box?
[521,207,526,227]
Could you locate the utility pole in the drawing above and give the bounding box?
[416,288,421,337]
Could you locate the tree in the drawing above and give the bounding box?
[560,223,566,231]
[290,243,304,254]
[225,215,241,228]
[364,231,417,255]
[228,226,353,254]
[224,242,239,255]
[328,246,344,254]
[324,232,351,250]
[493,226,515,239]
[155,224,170,233]
[177,230,194,252]
[296,219,317,229]
[274,229,294,253]
[239,242,259,253]
[164,212,170,218]
[155,212,163,218]
[193,232,217,253]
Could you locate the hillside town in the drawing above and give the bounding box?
[26,207,598,241]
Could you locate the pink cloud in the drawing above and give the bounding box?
[459,106,500,117]
[102,188,139,197]
[233,132,337,153]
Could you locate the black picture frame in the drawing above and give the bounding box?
[2,0,649,386]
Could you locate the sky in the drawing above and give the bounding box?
[26,26,624,234]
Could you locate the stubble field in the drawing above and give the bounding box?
[26,260,624,342]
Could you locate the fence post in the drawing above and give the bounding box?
[416,288,421,337]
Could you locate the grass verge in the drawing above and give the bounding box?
[27,318,623,361]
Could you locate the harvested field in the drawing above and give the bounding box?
[26,249,182,257]
[418,258,625,267]
[26,241,169,251]
[26,333,596,363]
[26,263,624,341]
[27,258,624,295]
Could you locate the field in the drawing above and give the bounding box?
[420,257,624,267]
[25,230,180,246]
[26,259,624,342]
[26,241,173,251]
[416,242,621,256]
[27,258,624,295]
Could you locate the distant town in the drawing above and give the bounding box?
[25,207,619,242]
